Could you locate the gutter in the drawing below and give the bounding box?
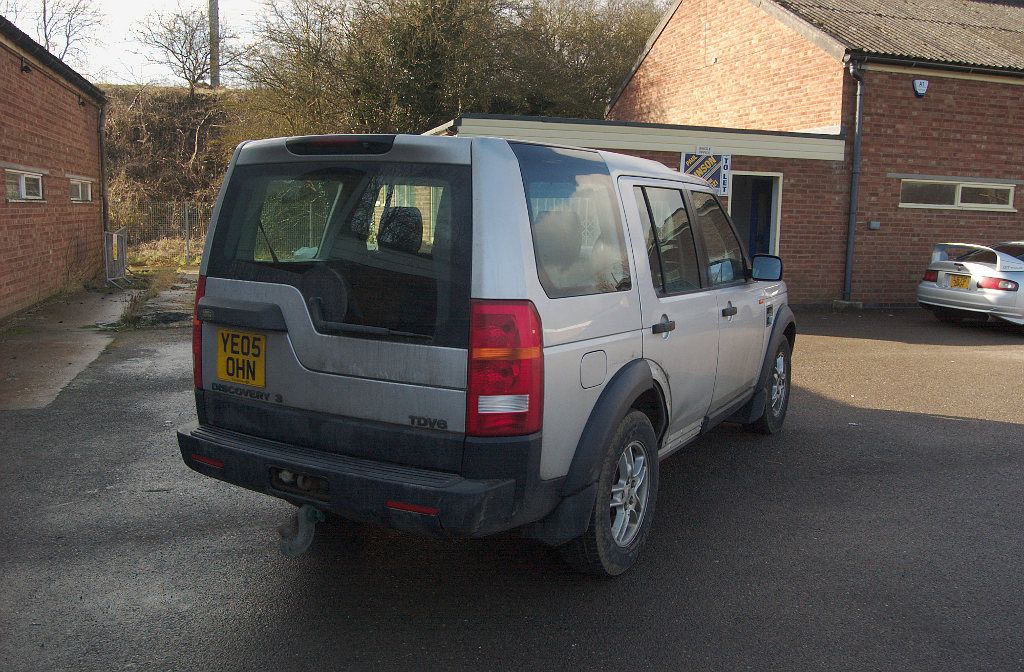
[851,52,1024,80]
[842,59,865,302]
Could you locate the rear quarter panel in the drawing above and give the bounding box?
[471,139,644,480]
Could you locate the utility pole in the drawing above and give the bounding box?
[209,0,220,88]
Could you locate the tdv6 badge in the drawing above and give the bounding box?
[409,415,448,430]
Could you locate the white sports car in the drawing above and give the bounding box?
[918,242,1024,325]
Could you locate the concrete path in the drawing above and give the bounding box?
[0,289,131,410]
[133,273,196,328]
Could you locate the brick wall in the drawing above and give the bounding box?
[0,41,104,320]
[851,69,1024,304]
[608,0,845,132]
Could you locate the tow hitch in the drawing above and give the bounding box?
[277,504,325,558]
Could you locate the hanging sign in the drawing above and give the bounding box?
[682,152,731,196]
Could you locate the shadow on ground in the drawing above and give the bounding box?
[797,306,1023,345]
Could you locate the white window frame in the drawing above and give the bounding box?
[69,179,93,203]
[898,179,1016,212]
[5,170,44,201]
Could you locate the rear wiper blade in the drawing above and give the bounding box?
[308,298,431,341]
[319,319,431,341]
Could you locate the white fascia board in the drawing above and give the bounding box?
[453,118,845,162]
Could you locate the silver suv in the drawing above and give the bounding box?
[178,134,795,576]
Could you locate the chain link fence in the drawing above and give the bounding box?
[110,202,213,266]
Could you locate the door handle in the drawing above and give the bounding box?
[651,319,676,334]
[721,303,738,317]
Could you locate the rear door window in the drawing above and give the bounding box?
[511,143,631,298]
[636,186,702,293]
[206,161,472,347]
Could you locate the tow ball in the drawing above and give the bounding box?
[277,503,325,558]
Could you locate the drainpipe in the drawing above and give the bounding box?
[843,59,865,302]
[98,101,109,233]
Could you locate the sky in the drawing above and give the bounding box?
[3,0,264,84]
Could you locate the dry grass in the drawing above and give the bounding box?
[117,268,179,329]
[128,236,204,271]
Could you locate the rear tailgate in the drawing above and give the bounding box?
[196,137,472,470]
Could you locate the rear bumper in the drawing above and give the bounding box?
[178,424,555,538]
[917,283,1023,325]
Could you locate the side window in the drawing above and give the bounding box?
[690,191,745,286]
[511,143,631,299]
[640,187,702,293]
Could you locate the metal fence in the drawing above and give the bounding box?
[110,201,213,264]
[104,228,128,286]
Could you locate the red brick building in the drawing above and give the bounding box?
[609,0,1024,305]
[435,1,1024,306]
[1,16,106,320]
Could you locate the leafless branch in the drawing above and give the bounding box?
[133,3,239,95]
[36,0,103,62]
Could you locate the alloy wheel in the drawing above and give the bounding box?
[609,440,651,547]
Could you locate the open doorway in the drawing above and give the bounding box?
[728,173,782,256]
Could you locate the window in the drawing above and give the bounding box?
[690,191,746,286]
[511,143,631,299]
[206,161,472,347]
[70,179,92,202]
[5,170,43,201]
[899,180,1015,211]
[635,186,701,293]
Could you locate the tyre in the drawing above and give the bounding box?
[747,338,792,435]
[559,410,659,577]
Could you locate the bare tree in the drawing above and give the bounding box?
[134,4,239,96]
[1,1,24,22]
[36,0,103,61]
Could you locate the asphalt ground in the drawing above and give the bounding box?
[1,308,1022,671]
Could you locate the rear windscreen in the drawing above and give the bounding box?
[206,161,472,347]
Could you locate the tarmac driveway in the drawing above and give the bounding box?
[0,308,1022,671]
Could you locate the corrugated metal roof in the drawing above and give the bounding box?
[772,0,1024,71]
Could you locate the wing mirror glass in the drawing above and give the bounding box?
[750,254,783,281]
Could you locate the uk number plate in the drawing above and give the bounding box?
[948,274,971,289]
[216,328,266,388]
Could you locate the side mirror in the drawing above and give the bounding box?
[751,254,783,281]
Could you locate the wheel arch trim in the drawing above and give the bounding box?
[729,303,796,425]
[559,359,663,497]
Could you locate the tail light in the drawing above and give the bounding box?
[466,300,543,437]
[978,277,1019,291]
[193,275,207,388]
[922,270,938,282]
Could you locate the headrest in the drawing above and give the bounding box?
[378,206,423,253]
[533,210,583,269]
